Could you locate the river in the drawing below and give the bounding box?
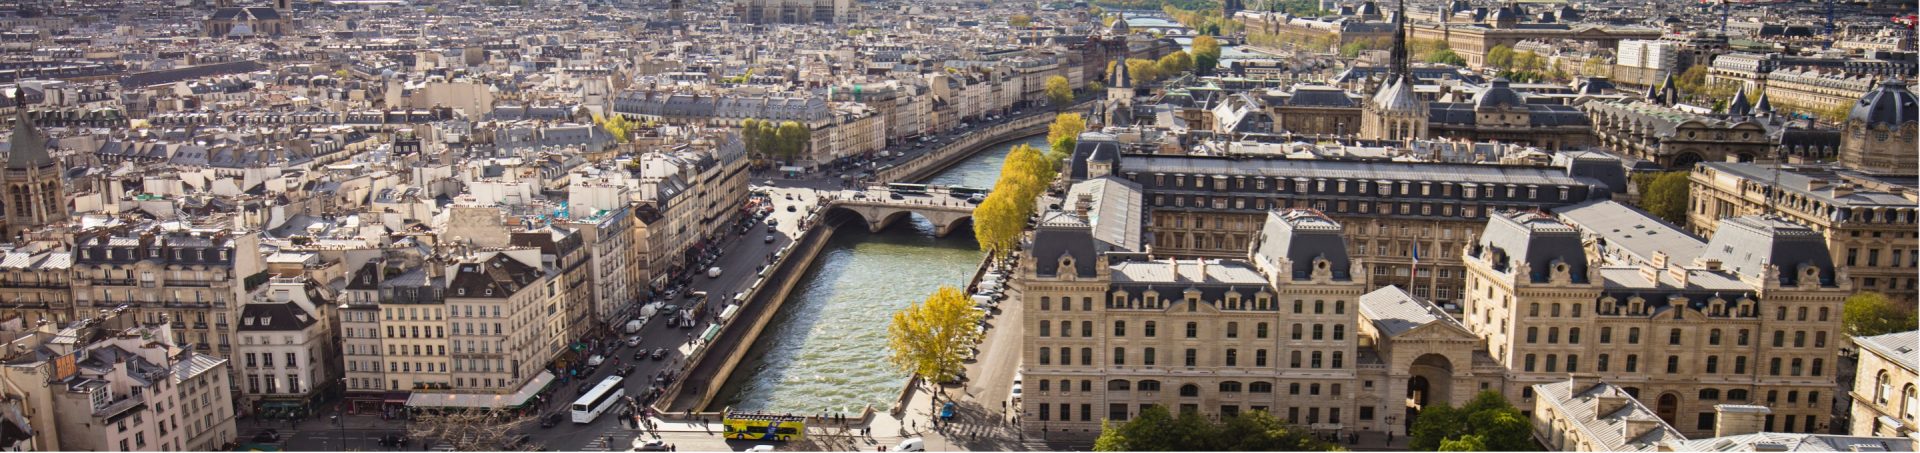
[707,134,1049,414]
[1123,14,1277,62]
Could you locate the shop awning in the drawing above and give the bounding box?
[382,392,410,404]
[701,324,722,342]
[405,371,554,409]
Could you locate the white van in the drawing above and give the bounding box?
[895,438,925,452]
[707,267,723,278]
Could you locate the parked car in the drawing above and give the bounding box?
[634,439,669,451]
[939,402,956,420]
[587,355,605,366]
[625,336,643,347]
[252,430,280,443]
[896,438,926,452]
[541,412,565,428]
[651,348,669,360]
[633,350,648,360]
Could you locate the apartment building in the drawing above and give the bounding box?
[234,276,337,414]
[1465,211,1850,437]
[0,241,73,328]
[1583,100,1773,168]
[409,249,558,409]
[0,311,235,451]
[1850,330,1917,437]
[69,224,266,373]
[339,259,438,414]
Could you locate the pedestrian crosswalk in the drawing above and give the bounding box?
[579,427,648,451]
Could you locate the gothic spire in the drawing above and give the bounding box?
[1388,0,1410,83]
[7,89,50,171]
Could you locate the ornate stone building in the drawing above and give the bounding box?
[2,97,67,238]
[1687,79,1919,302]
[205,0,292,38]
[1839,78,1918,176]
[1583,100,1774,168]
[1464,211,1851,437]
[1094,152,1605,306]
[1017,208,1446,439]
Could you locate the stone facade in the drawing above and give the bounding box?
[1464,211,1850,438]
[1584,101,1773,168]
[1014,203,1526,438]
[1850,330,1918,437]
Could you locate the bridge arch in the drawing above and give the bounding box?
[822,202,974,238]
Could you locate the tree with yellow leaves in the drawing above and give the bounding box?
[1045,75,1074,110]
[1047,113,1086,171]
[886,286,984,385]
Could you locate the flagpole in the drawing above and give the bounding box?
[1409,242,1420,296]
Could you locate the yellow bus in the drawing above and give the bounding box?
[721,412,806,441]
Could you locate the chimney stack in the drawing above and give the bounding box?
[1624,416,1662,443]
[1713,404,1771,438]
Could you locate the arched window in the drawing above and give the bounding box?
[1039,380,1050,391]
[1568,327,1581,344]
[1138,380,1162,392]
[1108,380,1131,391]
[1039,348,1051,365]
[1333,325,1345,340]
[1598,354,1610,372]
[1335,300,1346,314]
[1549,327,1560,344]
[1291,323,1303,340]
[1219,381,1243,392]
[1060,321,1072,338]
[1525,354,1537,372]
[1529,303,1540,316]
[1546,354,1558,372]
[1527,327,1538,343]
[1903,384,1917,421]
[1551,303,1562,317]
[1706,356,1719,373]
[1145,321,1158,337]
[1566,354,1579,372]
[1312,324,1325,340]
[1059,347,1072,365]
[1876,371,1892,404]
[1180,384,1200,397]
[1250,381,1274,393]
[1727,389,1748,401]
[1186,322,1199,338]
[1082,348,1093,365]
[1257,322,1269,338]
[1709,329,1722,345]
[1113,347,1126,365]
[1039,322,1049,337]
[1700,389,1720,400]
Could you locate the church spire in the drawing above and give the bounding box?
[7,89,50,171]
[1388,0,1411,83]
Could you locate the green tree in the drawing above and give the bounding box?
[1047,113,1087,170]
[1467,406,1534,451]
[1408,403,1467,451]
[1674,65,1712,97]
[1192,35,1222,76]
[1485,45,1516,70]
[1095,406,1341,451]
[1426,49,1467,66]
[1438,434,1488,451]
[775,121,809,161]
[1632,171,1690,225]
[885,286,984,384]
[1156,50,1193,77]
[740,118,761,155]
[1126,58,1161,85]
[1045,75,1075,110]
[1843,291,1919,337]
[1087,81,1106,93]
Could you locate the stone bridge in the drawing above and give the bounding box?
[824,198,977,237]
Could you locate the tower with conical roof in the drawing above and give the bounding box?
[1,91,67,237]
[1839,78,1918,176]
[1361,0,1428,141]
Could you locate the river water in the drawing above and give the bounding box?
[708,134,1049,414]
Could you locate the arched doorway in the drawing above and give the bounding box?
[1657,393,1679,426]
[1405,353,1456,432]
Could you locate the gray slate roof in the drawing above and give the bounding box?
[1854,330,1918,373]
